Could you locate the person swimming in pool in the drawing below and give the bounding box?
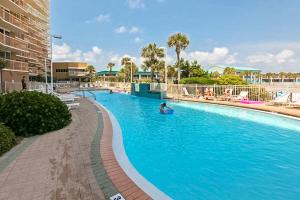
[160,103,173,114]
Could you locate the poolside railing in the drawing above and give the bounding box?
[147,83,300,103]
[3,81,300,105]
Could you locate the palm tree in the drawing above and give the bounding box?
[167,33,190,81]
[86,65,96,82]
[107,62,115,77]
[265,72,274,83]
[279,72,286,82]
[167,65,177,80]
[211,71,221,79]
[0,58,8,93]
[120,57,137,82]
[223,67,236,75]
[141,43,165,81]
[153,60,165,81]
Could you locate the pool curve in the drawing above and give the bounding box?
[82,91,300,200]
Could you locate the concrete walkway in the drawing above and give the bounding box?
[0,99,106,200]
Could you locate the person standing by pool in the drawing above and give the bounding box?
[21,76,27,91]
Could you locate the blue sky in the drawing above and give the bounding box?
[51,0,300,72]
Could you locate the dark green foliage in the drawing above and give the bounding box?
[0,123,16,156]
[179,77,217,85]
[0,91,72,137]
[180,60,207,78]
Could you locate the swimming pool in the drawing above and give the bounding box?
[89,91,300,200]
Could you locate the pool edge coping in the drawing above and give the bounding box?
[89,99,171,200]
[172,97,300,120]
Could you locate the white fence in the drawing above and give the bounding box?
[3,81,49,93]
[148,83,300,102]
[3,81,300,105]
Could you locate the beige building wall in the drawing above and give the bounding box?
[53,62,88,82]
[0,0,50,85]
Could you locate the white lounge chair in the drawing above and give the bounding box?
[67,102,80,110]
[271,93,290,105]
[182,87,192,97]
[288,93,300,107]
[232,91,248,101]
[51,92,80,103]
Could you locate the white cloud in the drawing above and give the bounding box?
[52,43,82,62]
[134,37,142,43]
[53,43,104,69]
[129,26,140,34]
[110,54,141,66]
[53,44,299,72]
[235,41,300,52]
[182,47,238,65]
[86,14,111,24]
[126,0,164,8]
[115,26,127,34]
[82,46,103,63]
[115,26,141,34]
[127,0,145,9]
[247,49,296,65]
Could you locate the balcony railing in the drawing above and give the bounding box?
[3,59,29,72]
[0,8,28,32]
[28,67,39,74]
[0,32,27,51]
[10,0,26,7]
[27,43,43,53]
[17,51,37,60]
[25,4,48,23]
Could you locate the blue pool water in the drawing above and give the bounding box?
[88,91,300,200]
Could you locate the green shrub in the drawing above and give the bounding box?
[0,91,72,137]
[0,123,16,156]
[217,75,247,85]
[179,77,217,85]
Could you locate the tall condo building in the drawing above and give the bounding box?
[0,0,50,86]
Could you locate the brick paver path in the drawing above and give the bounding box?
[0,99,105,200]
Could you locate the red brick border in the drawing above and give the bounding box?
[94,103,151,200]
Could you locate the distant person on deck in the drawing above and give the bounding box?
[21,76,27,91]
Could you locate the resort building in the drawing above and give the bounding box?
[208,65,262,83]
[0,0,50,85]
[97,70,159,81]
[53,62,88,82]
[261,76,300,84]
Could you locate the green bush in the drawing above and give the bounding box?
[0,91,72,137]
[217,75,247,85]
[179,77,217,85]
[0,123,16,156]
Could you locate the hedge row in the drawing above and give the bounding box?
[0,123,16,156]
[0,91,72,137]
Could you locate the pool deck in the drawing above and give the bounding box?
[0,96,299,200]
[0,98,150,200]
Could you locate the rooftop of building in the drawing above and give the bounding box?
[53,62,88,65]
[97,70,158,76]
[208,65,262,72]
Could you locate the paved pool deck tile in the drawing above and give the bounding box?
[0,99,106,200]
